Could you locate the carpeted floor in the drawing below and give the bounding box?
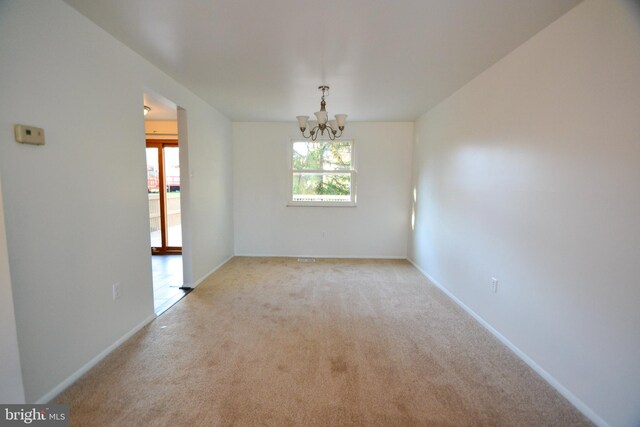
[56,257,591,426]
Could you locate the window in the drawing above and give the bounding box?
[289,139,356,206]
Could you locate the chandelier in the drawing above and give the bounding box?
[296,86,347,141]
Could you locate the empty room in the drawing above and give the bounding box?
[0,0,638,426]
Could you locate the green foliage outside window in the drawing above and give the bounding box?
[292,141,353,199]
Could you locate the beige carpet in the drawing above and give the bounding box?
[56,257,590,426]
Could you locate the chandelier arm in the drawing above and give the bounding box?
[301,128,312,138]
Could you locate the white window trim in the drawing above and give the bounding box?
[287,138,357,207]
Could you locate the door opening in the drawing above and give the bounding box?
[144,92,189,315]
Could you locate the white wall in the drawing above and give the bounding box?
[145,120,178,140]
[233,122,413,258]
[409,1,640,426]
[0,0,233,402]
[186,107,234,283]
[0,174,26,404]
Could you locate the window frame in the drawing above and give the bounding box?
[287,138,357,207]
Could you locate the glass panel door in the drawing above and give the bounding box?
[146,141,181,254]
[146,146,162,251]
[163,146,182,248]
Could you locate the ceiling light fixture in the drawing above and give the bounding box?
[296,86,347,141]
[143,105,151,116]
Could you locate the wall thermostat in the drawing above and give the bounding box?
[15,124,45,145]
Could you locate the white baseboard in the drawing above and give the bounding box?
[36,313,157,404]
[191,255,234,288]
[234,253,407,260]
[35,255,235,403]
[406,258,609,427]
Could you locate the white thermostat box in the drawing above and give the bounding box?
[15,124,45,145]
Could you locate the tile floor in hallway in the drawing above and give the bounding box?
[152,254,186,314]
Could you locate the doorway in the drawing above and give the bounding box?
[144,92,188,315]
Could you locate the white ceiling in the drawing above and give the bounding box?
[143,92,177,121]
[64,0,581,122]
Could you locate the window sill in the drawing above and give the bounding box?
[287,202,357,208]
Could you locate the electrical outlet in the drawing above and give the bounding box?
[490,277,498,293]
[112,282,121,300]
